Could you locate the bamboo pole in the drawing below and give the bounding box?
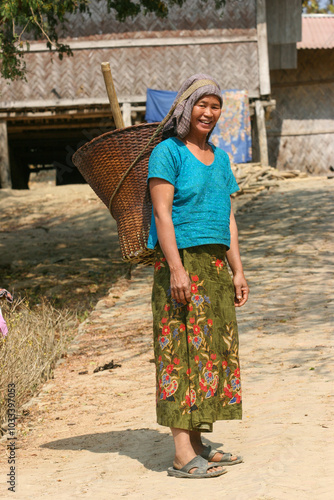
[255,100,269,167]
[101,62,125,129]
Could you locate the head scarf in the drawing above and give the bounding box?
[162,73,222,140]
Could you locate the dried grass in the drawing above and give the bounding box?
[0,298,75,434]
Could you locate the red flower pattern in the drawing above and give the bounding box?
[224,384,233,398]
[193,325,200,335]
[212,257,224,274]
[207,319,213,326]
[200,378,207,391]
[191,275,199,282]
[162,325,170,335]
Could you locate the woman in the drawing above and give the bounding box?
[147,74,249,478]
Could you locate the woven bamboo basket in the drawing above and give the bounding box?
[72,122,162,265]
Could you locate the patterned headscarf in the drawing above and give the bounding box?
[162,73,222,140]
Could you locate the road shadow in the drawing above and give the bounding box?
[40,427,231,472]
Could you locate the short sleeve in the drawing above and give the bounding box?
[147,141,178,186]
[224,153,240,195]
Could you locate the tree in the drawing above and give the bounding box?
[0,0,226,81]
[302,0,334,13]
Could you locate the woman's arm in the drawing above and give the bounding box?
[149,177,191,304]
[226,205,249,307]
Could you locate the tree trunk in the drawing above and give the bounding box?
[0,121,12,188]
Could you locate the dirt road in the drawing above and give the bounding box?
[0,182,128,315]
[0,177,333,499]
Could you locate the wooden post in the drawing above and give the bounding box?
[255,100,269,166]
[101,62,125,129]
[0,120,12,189]
[257,0,271,96]
[122,102,132,127]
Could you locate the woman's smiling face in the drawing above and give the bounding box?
[190,95,222,136]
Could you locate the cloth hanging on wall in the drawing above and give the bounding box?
[145,88,252,164]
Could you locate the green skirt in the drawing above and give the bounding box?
[152,244,242,432]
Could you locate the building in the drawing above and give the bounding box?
[0,0,307,189]
[267,14,334,175]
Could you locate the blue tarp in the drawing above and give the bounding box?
[145,88,178,123]
[145,88,252,164]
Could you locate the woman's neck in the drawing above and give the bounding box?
[179,130,209,150]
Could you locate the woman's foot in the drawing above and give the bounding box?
[173,452,225,474]
[168,455,227,478]
[190,432,240,464]
[170,428,225,474]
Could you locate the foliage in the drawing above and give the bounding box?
[302,0,334,13]
[0,0,88,80]
[0,0,226,81]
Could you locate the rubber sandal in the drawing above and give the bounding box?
[201,445,243,466]
[167,455,227,478]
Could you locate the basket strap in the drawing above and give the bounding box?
[108,78,219,215]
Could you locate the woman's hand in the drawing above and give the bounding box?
[170,266,192,305]
[233,271,249,307]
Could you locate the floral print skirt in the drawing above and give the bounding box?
[152,243,242,432]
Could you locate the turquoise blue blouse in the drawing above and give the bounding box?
[147,137,239,250]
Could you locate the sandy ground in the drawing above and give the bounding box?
[0,177,333,499]
[0,181,127,315]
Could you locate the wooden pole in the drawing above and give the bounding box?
[255,100,269,167]
[101,62,125,129]
[0,120,12,189]
[122,102,132,127]
[257,0,271,96]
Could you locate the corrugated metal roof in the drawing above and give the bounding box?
[298,15,334,49]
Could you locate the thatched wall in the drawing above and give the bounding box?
[56,0,256,37]
[267,49,334,175]
[0,42,259,103]
[0,0,259,104]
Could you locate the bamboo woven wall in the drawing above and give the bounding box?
[55,0,257,37]
[0,42,259,103]
[266,49,334,175]
[0,0,259,104]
